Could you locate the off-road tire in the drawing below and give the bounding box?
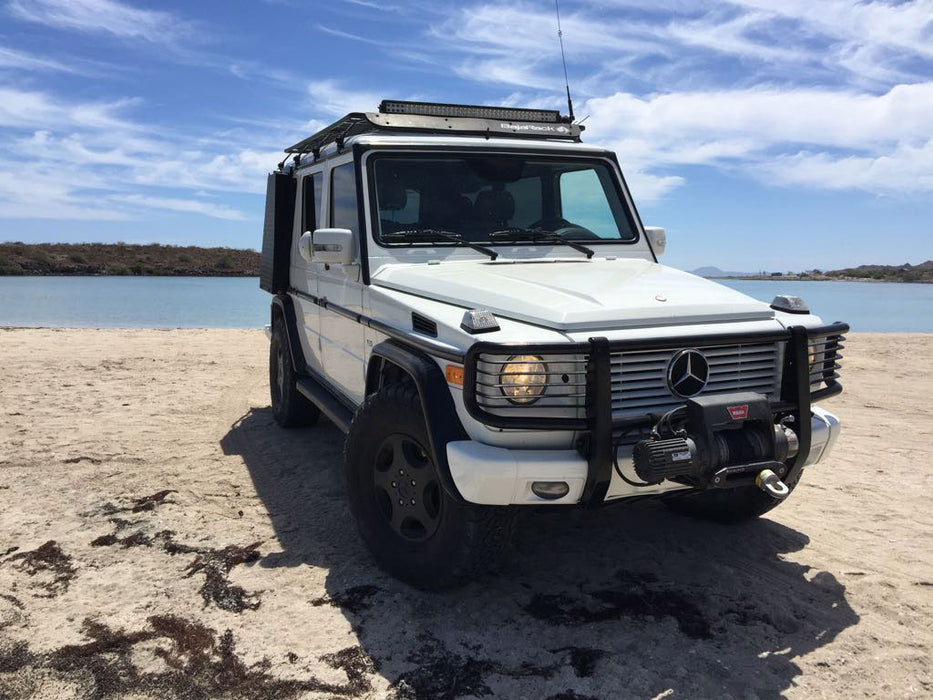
[663,470,802,524]
[269,322,320,428]
[345,382,515,590]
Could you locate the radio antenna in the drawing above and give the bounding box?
[555,0,575,122]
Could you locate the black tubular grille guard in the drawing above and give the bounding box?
[462,322,849,505]
[462,322,849,431]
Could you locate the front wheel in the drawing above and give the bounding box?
[344,383,514,590]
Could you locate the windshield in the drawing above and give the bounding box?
[371,154,637,247]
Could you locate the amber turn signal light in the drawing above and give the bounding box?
[445,364,464,386]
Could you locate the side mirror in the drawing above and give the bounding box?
[298,231,314,263]
[311,228,355,265]
[645,226,666,256]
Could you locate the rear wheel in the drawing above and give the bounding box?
[269,321,320,428]
[663,470,802,524]
[345,383,514,590]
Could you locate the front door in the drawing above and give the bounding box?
[317,159,366,403]
[292,170,324,373]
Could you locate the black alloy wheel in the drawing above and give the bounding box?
[344,382,516,589]
[372,433,442,542]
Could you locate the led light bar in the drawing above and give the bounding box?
[379,100,564,124]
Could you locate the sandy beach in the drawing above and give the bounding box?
[0,329,930,699]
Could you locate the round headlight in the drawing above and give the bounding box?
[499,354,548,405]
[807,338,824,373]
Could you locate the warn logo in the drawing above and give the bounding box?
[728,404,749,420]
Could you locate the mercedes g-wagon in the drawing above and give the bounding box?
[260,100,847,589]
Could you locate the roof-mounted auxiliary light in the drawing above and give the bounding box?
[770,295,810,314]
[461,309,500,334]
[378,100,566,124]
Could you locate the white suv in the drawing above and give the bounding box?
[260,100,846,589]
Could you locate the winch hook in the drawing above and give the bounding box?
[756,469,790,500]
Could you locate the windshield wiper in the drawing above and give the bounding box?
[488,228,594,259]
[382,228,498,260]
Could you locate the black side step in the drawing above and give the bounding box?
[296,376,353,433]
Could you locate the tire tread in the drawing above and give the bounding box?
[345,382,514,590]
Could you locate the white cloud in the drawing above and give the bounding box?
[0,85,289,222]
[7,0,192,44]
[110,194,248,220]
[0,45,85,74]
[620,170,686,203]
[307,80,385,116]
[418,0,933,197]
[584,83,933,151]
[0,87,140,130]
[582,83,933,194]
[725,0,933,59]
[0,169,131,220]
[759,139,933,193]
[3,0,932,228]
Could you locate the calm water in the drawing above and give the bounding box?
[0,276,269,329]
[0,275,929,331]
[719,279,932,332]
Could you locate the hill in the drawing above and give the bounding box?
[690,266,753,277]
[822,261,933,283]
[0,242,260,276]
[693,261,932,283]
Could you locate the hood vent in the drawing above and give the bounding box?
[411,312,438,337]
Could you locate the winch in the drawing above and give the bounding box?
[632,392,799,490]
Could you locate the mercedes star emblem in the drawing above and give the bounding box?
[667,349,710,398]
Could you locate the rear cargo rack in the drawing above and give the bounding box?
[284,99,583,159]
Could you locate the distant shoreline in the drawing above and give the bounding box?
[3,242,930,283]
[712,275,932,284]
[0,242,260,277]
[0,272,259,278]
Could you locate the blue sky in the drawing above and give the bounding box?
[0,0,930,271]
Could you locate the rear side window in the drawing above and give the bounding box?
[301,172,322,233]
[331,163,358,233]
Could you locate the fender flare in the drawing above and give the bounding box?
[271,294,307,374]
[367,339,469,503]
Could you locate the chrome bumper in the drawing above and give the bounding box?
[805,406,842,466]
[447,407,842,506]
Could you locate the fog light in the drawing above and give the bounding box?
[531,481,570,500]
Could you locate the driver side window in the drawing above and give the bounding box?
[559,169,630,240]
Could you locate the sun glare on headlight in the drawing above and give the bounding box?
[499,354,547,405]
[808,337,825,373]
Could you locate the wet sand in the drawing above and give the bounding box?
[0,329,931,698]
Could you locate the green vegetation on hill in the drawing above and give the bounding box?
[697,261,932,283]
[821,261,933,283]
[0,242,260,276]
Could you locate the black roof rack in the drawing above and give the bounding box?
[283,100,583,158]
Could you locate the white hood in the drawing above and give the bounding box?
[372,258,774,331]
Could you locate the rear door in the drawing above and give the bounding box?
[291,170,324,372]
[317,158,366,403]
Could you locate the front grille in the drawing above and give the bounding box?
[610,342,783,420]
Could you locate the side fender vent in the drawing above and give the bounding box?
[411,312,438,337]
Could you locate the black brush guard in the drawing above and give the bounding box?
[463,322,849,506]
